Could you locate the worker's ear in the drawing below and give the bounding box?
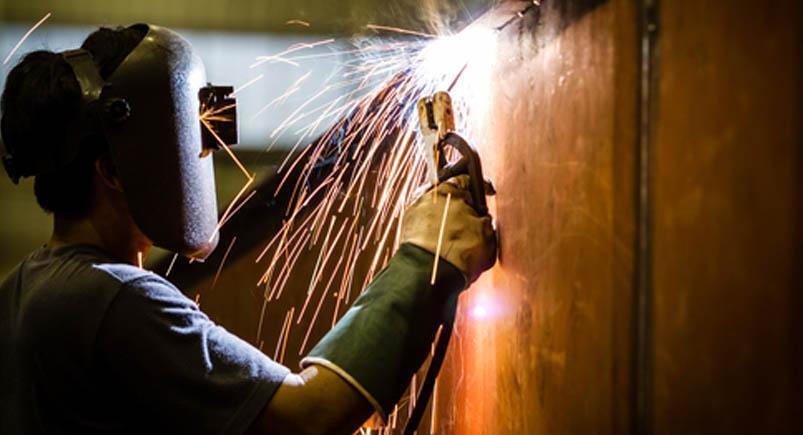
[94,153,124,193]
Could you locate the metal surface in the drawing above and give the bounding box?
[157,0,803,433]
[165,1,640,433]
[650,0,802,433]
[432,1,638,433]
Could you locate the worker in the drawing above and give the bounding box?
[0,24,496,434]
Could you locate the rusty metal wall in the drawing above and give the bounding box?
[435,0,802,434]
[650,0,802,433]
[432,1,639,434]
[160,0,802,433]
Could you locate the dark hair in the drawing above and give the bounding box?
[0,26,146,217]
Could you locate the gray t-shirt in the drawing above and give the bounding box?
[0,245,290,434]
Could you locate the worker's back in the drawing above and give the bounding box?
[0,244,287,434]
[0,245,139,433]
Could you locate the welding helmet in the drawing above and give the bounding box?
[0,24,238,259]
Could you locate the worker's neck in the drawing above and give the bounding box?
[48,210,151,266]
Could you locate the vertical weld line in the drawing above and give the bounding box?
[633,0,659,434]
[794,80,803,425]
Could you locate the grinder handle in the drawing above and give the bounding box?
[437,132,489,216]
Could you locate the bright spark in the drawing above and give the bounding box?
[366,24,437,39]
[431,193,452,285]
[199,114,256,240]
[285,19,311,27]
[3,13,51,65]
[231,74,264,96]
[250,38,336,68]
[211,237,237,290]
[243,10,511,400]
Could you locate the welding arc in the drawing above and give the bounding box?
[447,1,541,92]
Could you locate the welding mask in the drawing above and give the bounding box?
[1,24,238,259]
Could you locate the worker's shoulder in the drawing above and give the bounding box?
[9,248,179,350]
[92,262,170,288]
[44,245,170,290]
[25,245,179,308]
[92,262,184,301]
[60,252,170,293]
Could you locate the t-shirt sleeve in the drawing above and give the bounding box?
[95,274,290,434]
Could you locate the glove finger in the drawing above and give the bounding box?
[409,174,470,206]
[440,174,470,191]
[457,213,497,284]
[436,175,474,207]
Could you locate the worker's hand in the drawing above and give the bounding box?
[402,175,497,285]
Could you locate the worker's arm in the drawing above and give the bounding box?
[249,176,497,435]
[247,242,462,435]
[247,365,372,435]
[94,177,492,434]
[97,265,369,435]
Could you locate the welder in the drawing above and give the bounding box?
[0,24,496,434]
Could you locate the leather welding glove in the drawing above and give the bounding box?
[401,174,496,284]
[301,176,497,420]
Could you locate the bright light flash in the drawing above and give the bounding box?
[468,290,501,320]
[470,304,489,319]
[416,26,498,86]
[252,17,506,355]
[415,25,498,156]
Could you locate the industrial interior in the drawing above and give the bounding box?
[0,0,801,434]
